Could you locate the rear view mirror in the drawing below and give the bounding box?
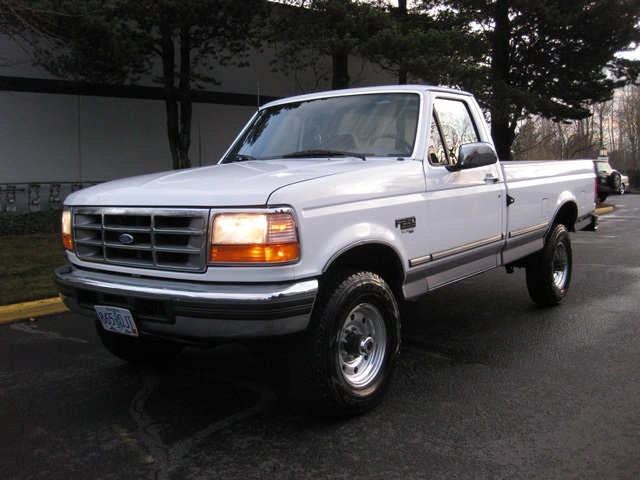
[446,142,498,172]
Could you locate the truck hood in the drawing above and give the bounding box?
[66,159,395,207]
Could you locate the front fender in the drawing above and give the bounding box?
[317,222,406,274]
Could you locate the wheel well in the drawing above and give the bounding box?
[508,202,578,271]
[553,202,578,232]
[323,243,405,300]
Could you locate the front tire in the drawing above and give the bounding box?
[289,271,400,417]
[525,224,572,307]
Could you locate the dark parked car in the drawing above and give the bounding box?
[594,158,623,202]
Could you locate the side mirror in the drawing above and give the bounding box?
[446,142,498,172]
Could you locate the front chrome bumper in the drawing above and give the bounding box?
[54,264,318,341]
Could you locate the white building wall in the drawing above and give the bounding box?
[1,91,82,183]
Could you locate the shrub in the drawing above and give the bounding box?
[0,211,62,236]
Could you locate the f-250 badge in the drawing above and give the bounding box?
[395,216,416,233]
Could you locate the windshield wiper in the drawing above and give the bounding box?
[222,154,256,164]
[282,150,367,161]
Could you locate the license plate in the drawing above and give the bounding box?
[95,306,139,337]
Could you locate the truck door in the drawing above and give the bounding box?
[424,97,505,289]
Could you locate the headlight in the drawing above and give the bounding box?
[209,211,299,264]
[62,209,73,250]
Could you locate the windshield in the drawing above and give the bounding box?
[223,92,420,162]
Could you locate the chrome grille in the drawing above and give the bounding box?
[72,208,209,272]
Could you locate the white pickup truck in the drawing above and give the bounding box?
[55,85,597,416]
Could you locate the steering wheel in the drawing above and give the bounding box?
[368,134,412,153]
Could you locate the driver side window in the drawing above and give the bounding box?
[428,98,479,166]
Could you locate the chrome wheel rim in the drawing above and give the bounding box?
[552,242,569,289]
[337,303,387,389]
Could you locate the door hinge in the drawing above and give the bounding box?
[506,195,515,206]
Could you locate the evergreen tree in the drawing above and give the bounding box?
[448,0,640,160]
[271,0,388,90]
[363,0,484,89]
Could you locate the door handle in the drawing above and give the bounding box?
[484,174,499,184]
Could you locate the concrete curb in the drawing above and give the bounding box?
[595,205,615,215]
[0,297,68,325]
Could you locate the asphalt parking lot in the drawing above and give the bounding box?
[1,195,639,479]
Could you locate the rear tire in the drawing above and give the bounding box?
[96,321,184,365]
[289,271,400,417]
[525,224,572,307]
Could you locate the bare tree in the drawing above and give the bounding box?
[615,85,640,171]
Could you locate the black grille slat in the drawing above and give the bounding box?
[72,208,209,272]
[104,214,152,229]
[106,247,154,265]
[154,215,204,232]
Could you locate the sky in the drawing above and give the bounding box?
[617,45,640,60]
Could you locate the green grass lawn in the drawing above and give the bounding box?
[0,233,68,305]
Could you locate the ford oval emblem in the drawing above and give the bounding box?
[119,233,134,245]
